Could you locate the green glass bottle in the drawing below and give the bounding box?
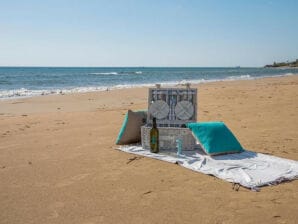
[150,117,159,153]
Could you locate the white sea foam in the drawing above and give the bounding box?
[284,72,294,76]
[226,74,253,80]
[89,72,118,75]
[1,73,297,100]
[89,71,142,75]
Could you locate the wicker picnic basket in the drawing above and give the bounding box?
[141,85,198,150]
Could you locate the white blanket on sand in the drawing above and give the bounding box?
[117,145,298,191]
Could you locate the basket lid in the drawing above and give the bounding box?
[147,87,197,126]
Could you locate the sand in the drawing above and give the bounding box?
[0,75,297,224]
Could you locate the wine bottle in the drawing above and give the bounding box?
[150,117,159,153]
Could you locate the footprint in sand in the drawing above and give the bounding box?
[48,201,65,219]
[34,182,50,187]
[56,173,91,187]
[1,131,10,137]
[12,101,24,104]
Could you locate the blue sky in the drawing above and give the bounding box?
[0,0,297,67]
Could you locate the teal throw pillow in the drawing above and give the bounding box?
[187,122,243,155]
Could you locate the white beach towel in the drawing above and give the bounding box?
[117,145,298,191]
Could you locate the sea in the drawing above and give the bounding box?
[0,67,297,99]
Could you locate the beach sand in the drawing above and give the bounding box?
[0,75,297,224]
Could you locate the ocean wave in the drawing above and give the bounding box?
[0,87,110,99]
[89,72,118,75]
[0,88,48,99]
[1,73,297,100]
[226,74,252,80]
[118,71,143,75]
[89,71,142,75]
[284,72,294,76]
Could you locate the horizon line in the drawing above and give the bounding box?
[0,65,262,68]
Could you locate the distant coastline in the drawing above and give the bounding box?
[265,59,298,68]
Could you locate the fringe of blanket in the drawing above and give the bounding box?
[116,146,298,192]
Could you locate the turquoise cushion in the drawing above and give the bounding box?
[187,122,243,155]
[116,110,147,145]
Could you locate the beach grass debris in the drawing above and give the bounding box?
[232,183,240,191]
[143,190,152,195]
[127,156,143,164]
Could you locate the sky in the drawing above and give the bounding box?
[0,0,297,67]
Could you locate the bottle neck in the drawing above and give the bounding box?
[153,119,157,128]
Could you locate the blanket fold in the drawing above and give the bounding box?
[117,145,298,191]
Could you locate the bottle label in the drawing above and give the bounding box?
[151,136,157,144]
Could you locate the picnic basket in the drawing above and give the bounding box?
[141,85,198,150]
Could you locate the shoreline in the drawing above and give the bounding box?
[1,72,297,101]
[1,75,297,223]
